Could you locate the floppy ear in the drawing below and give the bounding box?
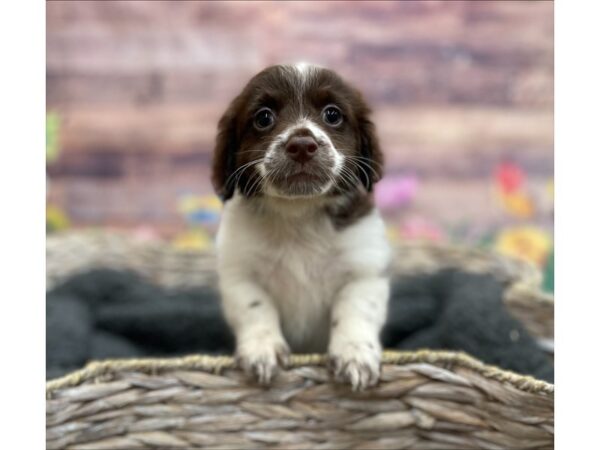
[357,113,384,191]
[211,103,240,201]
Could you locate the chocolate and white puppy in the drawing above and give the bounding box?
[212,64,391,390]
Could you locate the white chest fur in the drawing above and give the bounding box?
[216,195,391,352]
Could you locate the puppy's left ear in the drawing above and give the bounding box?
[357,112,384,191]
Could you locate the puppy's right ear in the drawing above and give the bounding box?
[211,100,240,201]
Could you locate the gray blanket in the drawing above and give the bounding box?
[47,268,553,382]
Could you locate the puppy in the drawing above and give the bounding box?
[211,64,391,390]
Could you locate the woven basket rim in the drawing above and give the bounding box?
[46,349,553,398]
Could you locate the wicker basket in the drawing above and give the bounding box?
[46,231,554,449]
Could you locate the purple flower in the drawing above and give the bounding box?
[374,174,419,211]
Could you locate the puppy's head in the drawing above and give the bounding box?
[212,64,383,201]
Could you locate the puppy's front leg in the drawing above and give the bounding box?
[220,278,289,384]
[328,276,389,390]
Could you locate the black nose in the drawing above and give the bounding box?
[285,136,318,164]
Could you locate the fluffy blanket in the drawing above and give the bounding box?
[47,268,553,382]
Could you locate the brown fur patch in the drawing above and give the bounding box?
[326,191,375,229]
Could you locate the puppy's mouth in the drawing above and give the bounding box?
[286,171,322,183]
[265,162,334,198]
[260,132,340,198]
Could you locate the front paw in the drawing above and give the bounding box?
[328,340,381,391]
[236,333,290,385]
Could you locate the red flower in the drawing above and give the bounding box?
[495,162,524,194]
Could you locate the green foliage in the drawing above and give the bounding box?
[477,230,497,248]
[46,113,60,163]
[543,248,554,293]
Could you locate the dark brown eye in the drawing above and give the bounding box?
[322,105,343,127]
[254,107,275,130]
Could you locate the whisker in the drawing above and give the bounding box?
[343,159,371,190]
[336,165,361,190]
[345,155,384,170]
[246,168,266,195]
[224,159,263,191]
[344,156,383,183]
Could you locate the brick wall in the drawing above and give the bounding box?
[46,1,553,231]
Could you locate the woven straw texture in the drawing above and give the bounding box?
[47,231,554,449]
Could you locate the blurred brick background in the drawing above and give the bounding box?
[46,1,553,238]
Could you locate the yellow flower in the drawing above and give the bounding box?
[177,194,222,214]
[547,179,554,199]
[172,229,213,251]
[197,195,222,211]
[498,190,535,219]
[46,205,69,231]
[495,226,552,267]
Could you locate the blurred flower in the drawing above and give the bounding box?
[177,194,221,213]
[493,162,536,219]
[499,191,535,219]
[172,229,213,251]
[494,226,552,267]
[186,210,220,225]
[547,179,554,199]
[374,174,418,211]
[46,205,69,232]
[385,225,401,245]
[495,162,524,194]
[399,217,445,242]
[177,194,221,225]
[46,113,61,164]
[132,226,160,243]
